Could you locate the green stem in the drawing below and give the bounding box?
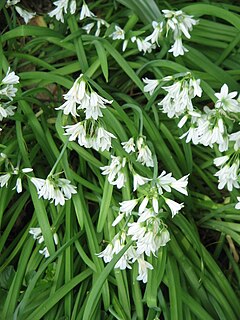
[48,140,69,177]
[122,104,143,136]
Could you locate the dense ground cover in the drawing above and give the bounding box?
[1,0,240,319]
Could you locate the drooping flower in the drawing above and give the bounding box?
[121,137,135,153]
[0,173,11,187]
[79,2,95,20]
[29,226,58,258]
[0,104,16,121]
[235,197,240,210]
[15,6,36,24]
[109,25,125,40]
[101,156,127,189]
[0,85,18,100]
[215,84,239,113]
[1,68,19,85]
[145,21,163,45]
[168,37,188,57]
[119,199,138,215]
[229,131,240,151]
[48,0,69,23]
[165,198,184,217]
[31,174,77,206]
[143,78,159,95]
[131,36,156,54]
[136,255,153,283]
[136,136,154,167]
[214,161,239,191]
[133,173,151,191]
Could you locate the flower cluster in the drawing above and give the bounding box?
[57,74,116,152]
[49,0,77,23]
[49,0,109,37]
[29,227,58,258]
[97,170,189,282]
[0,152,76,206]
[162,10,198,56]
[0,68,19,128]
[101,136,154,190]
[0,153,32,193]
[106,9,197,56]
[31,174,77,206]
[145,72,240,206]
[6,0,36,24]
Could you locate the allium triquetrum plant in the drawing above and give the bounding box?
[1,0,240,319]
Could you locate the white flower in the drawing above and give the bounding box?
[159,79,196,118]
[121,137,135,153]
[80,2,95,20]
[85,92,112,120]
[0,173,11,187]
[122,39,129,52]
[112,212,125,226]
[196,107,229,152]
[133,173,150,191]
[57,178,77,198]
[15,6,36,24]
[136,137,154,167]
[131,37,156,54]
[82,22,95,34]
[64,75,87,103]
[110,25,125,40]
[138,207,155,223]
[168,38,188,57]
[96,243,114,263]
[229,131,240,151]
[136,256,153,283]
[115,250,132,270]
[29,227,44,244]
[119,199,138,214]
[0,104,16,121]
[165,198,184,217]
[138,196,149,214]
[189,78,202,97]
[156,170,175,194]
[214,161,239,191]
[97,232,132,270]
[155,228,170,247]
[6,0,21,7]
[29,227,58,258]
[56,97,78,117]
[170,174,189,195]
[163,9,198,39]
[101,156,127,189]
[145,21,163,45]
[143,78,159,95]
[48,0,68,23]
[31,175,76,206]
[39,247,50,258]
[95,19,108,37]
[128,221,146,241]
[215,84,239,113]
[235,197,240,210]
[136,230,157,256]
[13,177,22,193]
[0,84,18,100]
[69,0,76,14]
[152,196,159,213]
[64,122,86,143]
[93,126,116,152]
[213,155,229,167]
[1,68,19,85]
